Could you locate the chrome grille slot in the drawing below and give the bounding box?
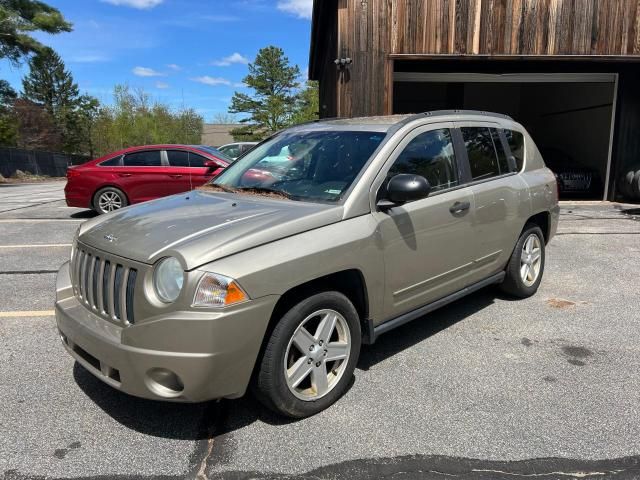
[70,246,138,325]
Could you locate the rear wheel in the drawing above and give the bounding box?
[94,187,127,214]
[500,224,546,298]
[254,291,361,418]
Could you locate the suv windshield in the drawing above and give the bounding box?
[209,130,385,202]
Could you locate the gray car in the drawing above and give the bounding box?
[55,111,559,417]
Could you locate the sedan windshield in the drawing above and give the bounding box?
[209,130,385,202]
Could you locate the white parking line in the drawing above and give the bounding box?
[0,244,72,249]
[0,310,55,318]
[0,219,83,223]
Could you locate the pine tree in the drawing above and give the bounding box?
[0,0,72,66]
[229,46,300,140]
[22,47,79,117]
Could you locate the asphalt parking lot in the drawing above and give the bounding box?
[2,182,640,480]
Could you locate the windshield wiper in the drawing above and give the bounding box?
[234,187,292,200]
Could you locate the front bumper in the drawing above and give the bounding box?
[55,261,279,402]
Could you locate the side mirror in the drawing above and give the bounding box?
[378,174,431,209]
[204,160,218,169]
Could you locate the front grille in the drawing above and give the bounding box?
[71,247,137,324]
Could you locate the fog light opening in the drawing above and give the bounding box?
[145,368,184,398]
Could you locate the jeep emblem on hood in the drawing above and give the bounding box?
[104,234,118,242]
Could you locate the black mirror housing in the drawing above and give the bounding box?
[385,174,431,205]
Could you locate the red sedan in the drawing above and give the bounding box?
[65,145,231,214]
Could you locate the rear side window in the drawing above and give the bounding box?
[123,150,162,167]
[221,145,242,158]
[100,156,121,166]
[461,127,502,181]
[504,130,525,171]
[491,129,511,173]
[387,128,459,194]
[167,150,207,167]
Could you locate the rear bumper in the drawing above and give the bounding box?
[64,182,92,208]
[55,261,279,402]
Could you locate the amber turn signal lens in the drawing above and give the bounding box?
[225,281,247,305]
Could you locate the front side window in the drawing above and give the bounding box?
[211,130,385,203]
[123,150,162,167]
[167,150,207,167]
[505,129,525,171]
[386,128,459,194]
[461,127,501,181]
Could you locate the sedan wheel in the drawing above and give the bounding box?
[94,187,128,214]
[284,309,351,401]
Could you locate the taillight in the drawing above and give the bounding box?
[67,168,81,179]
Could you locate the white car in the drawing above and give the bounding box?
[217,142,258,160]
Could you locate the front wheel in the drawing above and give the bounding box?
[93,187,128,214]
[500,224,546,298]
[254,291,361,418]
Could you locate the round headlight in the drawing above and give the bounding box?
[153,257,184,303]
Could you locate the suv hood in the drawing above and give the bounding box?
[78,191,343,270]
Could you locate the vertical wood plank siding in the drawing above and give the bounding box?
[315,0,640,117]
[382,0,640,55]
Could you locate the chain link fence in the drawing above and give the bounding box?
[0,148,89,178]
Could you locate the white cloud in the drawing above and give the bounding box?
[277,0,312,19]
[191,76,232,86]
[133,66,166,77]
[212,53,249,67]
[102,0,163,9]
[167,64,181,71]
[155,81,170,89]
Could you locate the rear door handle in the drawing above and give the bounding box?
[449,201,471,214]
[169,174,183,178]
[118,173,132,177]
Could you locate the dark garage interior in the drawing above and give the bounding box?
[393,75,616,200]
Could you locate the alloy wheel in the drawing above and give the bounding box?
[520,233,542,287]
[283,309,351,401]
[98,191,123,213]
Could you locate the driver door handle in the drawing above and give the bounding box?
[118,173,132,177]
[169,174,183,178]
[449,201,471,214]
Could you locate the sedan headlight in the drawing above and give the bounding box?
[193,273,248,308]
[153,257,184,303]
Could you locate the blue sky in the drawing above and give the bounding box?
[0,0,313,122]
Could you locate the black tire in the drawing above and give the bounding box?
[500,224,546,298]
[93,187,128,214]
[254,291,361,418]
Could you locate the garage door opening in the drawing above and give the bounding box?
[393,73,617,200]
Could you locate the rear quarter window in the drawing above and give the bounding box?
[99,156,121,166]
[505,130,525,171]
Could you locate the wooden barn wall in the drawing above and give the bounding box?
[328,0,640,117]
[388,0,640,56]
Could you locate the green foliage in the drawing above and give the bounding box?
[291,81,319,125]
[229,47,320,141]
[229,46,300,140]
[91,85,204,157]
[22,47,78,114]
[0,0,72,65]
[20,47,97,153]
[0,79,18,145]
